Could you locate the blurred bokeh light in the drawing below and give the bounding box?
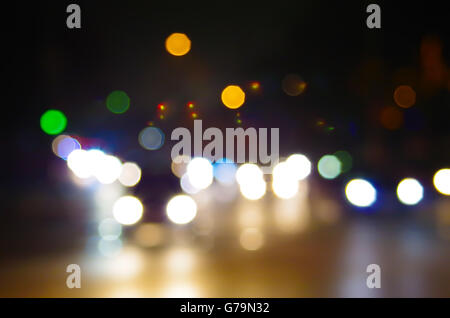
[118,162,142,187]
[186,157,214,190]
[236,164,266,200]
[40,109,67,135]
[106,90,130,114]
[394,85,416,108]
[113,196,144,225]
[396,178,424,205]
[282,74,307,96]
[345,179,377,208]
[286,154,312,180]
[272,162,299,199]
[165,33,191,56]
[139,127,165,150]
[51,135,80,160]
[317,155,341,179]
[166,195,197,225]
[433,169,450,195]
[221,85,246,109]
[239,228,264,251]
[98,218,123,241]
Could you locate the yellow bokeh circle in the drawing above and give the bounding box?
[165,33,191,56]
[221,85,246,109]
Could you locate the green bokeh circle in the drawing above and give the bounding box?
[334,150,353,173]
[40,110,67,135]
[106,90,130,114]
